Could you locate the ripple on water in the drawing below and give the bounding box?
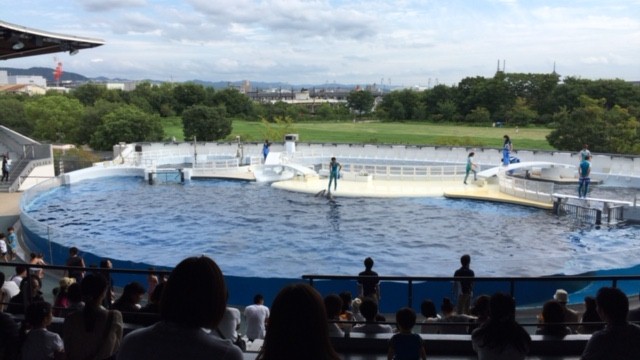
[24,176,640,278]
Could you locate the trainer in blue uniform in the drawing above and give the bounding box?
[578,155,592,198]
[502,135,512,167]
[327,157,342,193]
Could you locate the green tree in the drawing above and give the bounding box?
[211,88,255,118]
[261,115,296,141]
[0,97,33,136]
[90,105,164,150]
[505,98,538,126]
[78,100,121,145]
[71,83,108,106]
[173,83,207,115]
[182,105,231,141]
[25,95,84,143]
[314,103,334,120]
[346,90,375,118]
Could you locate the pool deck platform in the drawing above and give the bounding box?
[271,177,553,210]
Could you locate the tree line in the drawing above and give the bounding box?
[0,71,638,154]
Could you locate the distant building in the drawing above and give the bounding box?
[8,74,47,88]
[0,84,46,95]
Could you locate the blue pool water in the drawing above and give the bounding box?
[23,176,640,279]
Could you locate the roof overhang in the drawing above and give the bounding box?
[0,19,104,60]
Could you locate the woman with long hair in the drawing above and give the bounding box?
[117,256,242,360]
[471,292,531,360]
[63,273,123,360]
[256,283,340,360]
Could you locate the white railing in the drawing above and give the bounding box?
[499,173,555,203]
[320,162,466,181]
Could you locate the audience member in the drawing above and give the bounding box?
[536,300,573,338]
[324,294,345,337]
[0,310,19,359]
[468,294,490,333]
[437,297,476,334]
[62,282,84,317]
[112,281,146,313]
[388,307,427,360]
[140,282,165,313]
[453,254,475,315]
[20,301,65,360]
[351,297,365,322]
[7,275,44,315]
[553,289,580,332]
[352,297,392,334]
[117,256,242,360]
[52,276,76,317]
[579,296,603,334]
[581,287,640,359]
[244,293,270,341]
[10,265,27,287]
[338,291,355,323]
[255,283,340,360]
[420,299,440,334]
[98,258,115,308]
[64,246,86,283]
[29,252,46,279]
[6,226,17,261]
[1,271,19,312]
[146,268,159,302]
[63,273,123,360]
[0,233,7,262]
[357,257,380,302]
[471,292,531,360]
[216,302,243,350]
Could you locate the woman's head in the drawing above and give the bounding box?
[25,301,52,328]
[257,283,339,360]
[420,299,437,318]
[160,256,227,328]
[80,273,108,305]
[541,300,564,324]
[489,292,516,322]
[441,297,455,314]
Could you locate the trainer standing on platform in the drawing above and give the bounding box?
[502,135,512,167]
[578,155,592,198]
[262,139,271,162]
[327,157,342,193]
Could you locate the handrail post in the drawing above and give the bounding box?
[510,279,515,298]
[407,279,413,308]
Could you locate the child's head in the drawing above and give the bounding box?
[25,301,53,328]
[395,307,417,331]
[359,297,379,321]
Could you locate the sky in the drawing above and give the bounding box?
[2,0,640,87]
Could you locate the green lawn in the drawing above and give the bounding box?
[163,118,555,151]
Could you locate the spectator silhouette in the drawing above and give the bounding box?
[553,289,580,332]
[628,293,640,323]
[453,254,475,315]
[581,287,640,359]
[471,292,531,360]
[352,297,392,334]
[388,307,426,360]
[579,296,603,334]
[255,283,340,360]
[357,257,380,302]
[437,297,475,334]
[64,273,123,360]
[20,301,65,360]
[324,294,344,337]
[536,300,572,338]
[420,299,440,334]
[117,256,242,360]
[244,294,270,341]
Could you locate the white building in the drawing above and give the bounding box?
[8,74,47,88]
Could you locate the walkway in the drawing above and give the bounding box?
[271,177,553,209]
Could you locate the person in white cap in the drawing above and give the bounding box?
[553,289,580,332]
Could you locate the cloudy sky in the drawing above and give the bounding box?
[2,0,639,86]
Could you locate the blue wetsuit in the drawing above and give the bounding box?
[328,161,340,192]
[578,159,591,198]
[262,142,270,161]
[502,139,512,166]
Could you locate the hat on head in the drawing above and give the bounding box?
[554,289,569,303]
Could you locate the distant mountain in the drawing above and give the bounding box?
[0,67,360,89]
[0,67,89,83]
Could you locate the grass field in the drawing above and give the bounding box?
[162,118,555,151]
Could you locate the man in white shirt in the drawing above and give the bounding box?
[244,294,269,341]
[218,306,241,342]
[1,272,19,312]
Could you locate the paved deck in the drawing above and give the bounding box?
[271,177,553,209]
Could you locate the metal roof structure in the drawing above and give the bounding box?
[0,19,104,60]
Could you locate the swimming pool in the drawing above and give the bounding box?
[23,176,640,279]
